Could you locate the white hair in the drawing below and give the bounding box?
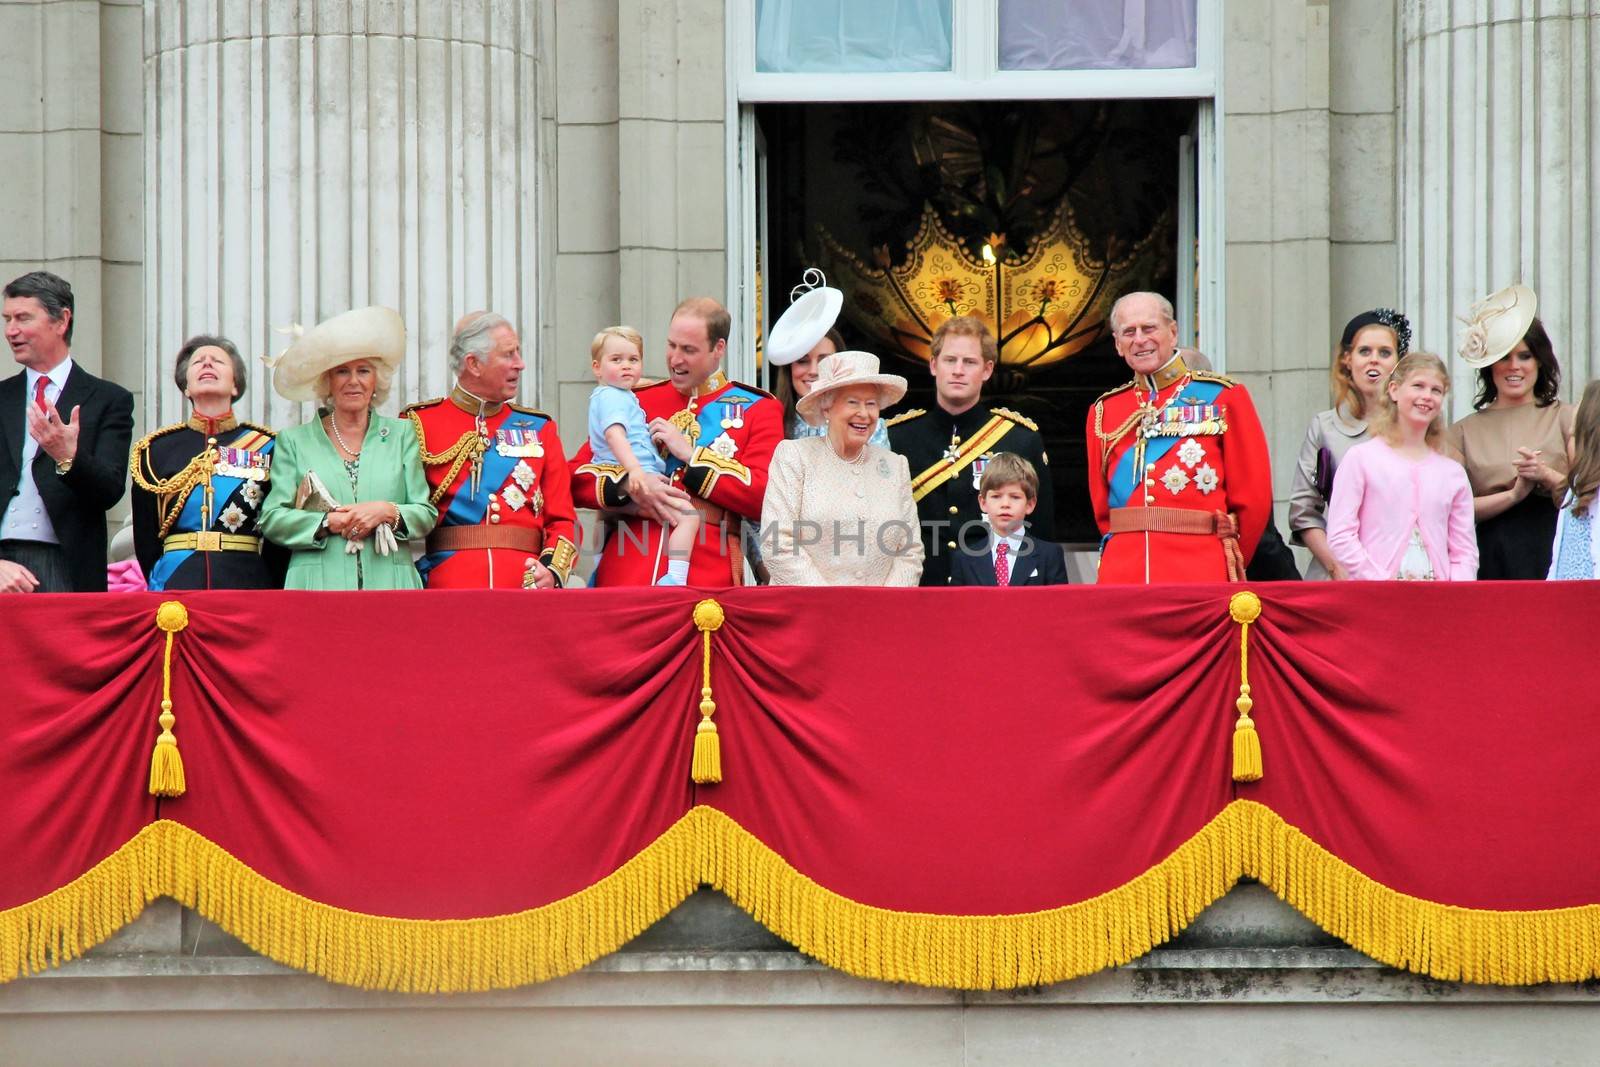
[1109,292,1176,333]
[449,312,513,378]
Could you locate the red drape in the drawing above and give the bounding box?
[3,583,1598,988]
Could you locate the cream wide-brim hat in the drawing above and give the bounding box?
[1458,284,1537,369]
[794,351,908,427]
[266,306,406,402]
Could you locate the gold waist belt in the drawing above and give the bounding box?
[163,532,263,553]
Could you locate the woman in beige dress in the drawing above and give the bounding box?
[1445,285,1573,579]
[760,351,922,586]
[1288,309,1408,579]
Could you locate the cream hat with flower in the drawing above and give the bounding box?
[265,306,406,402]
[1457,284,1537,369]
[794,351,907,427]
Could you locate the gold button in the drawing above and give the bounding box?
[1146,463,1155,471]
[948,506,959,515]
[1144,478,1154,486]
[489,514,501,524]
[1144,494,1155,504]
[946,540,957,549]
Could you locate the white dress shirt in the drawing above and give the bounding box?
[1,356,73,543]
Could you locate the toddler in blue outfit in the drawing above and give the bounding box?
[589,327,700,585]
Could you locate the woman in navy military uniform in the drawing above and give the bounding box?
[130,335,286,590]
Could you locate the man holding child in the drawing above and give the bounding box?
[570,297,782,586]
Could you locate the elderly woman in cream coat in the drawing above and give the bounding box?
[760,351,922,586]
[259,306,437,589]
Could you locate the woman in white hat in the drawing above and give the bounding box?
[258,307,437,590]
[759,351,923,586]
[766,272,891,446]
[1444,285,1574,579]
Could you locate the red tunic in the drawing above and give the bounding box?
[404,390,578,588]
[1085,362,1273,584]
[569,373,782,587]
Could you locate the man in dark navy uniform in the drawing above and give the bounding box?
[887,316,1053,586]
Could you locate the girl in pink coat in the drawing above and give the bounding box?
[1327,352,1478,581]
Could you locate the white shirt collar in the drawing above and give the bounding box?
[986,518,1026,555]
[25,354,74,394]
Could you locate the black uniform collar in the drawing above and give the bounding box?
[187,410,239,436]
[934,399,990,433]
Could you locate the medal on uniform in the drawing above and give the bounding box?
[942,433,962,465]
[720,401,747,430]
[971,454,990,490]
[495,427,544,458]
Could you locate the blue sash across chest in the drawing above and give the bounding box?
[1107,380,1226,510]
[149,437,276,591]
[442,410,548,528]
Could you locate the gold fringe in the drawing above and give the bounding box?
[5,804,1600,990]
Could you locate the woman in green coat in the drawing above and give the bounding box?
[260,307,437,590]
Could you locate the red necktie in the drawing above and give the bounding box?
[33,376,48,412]
[995,541,1010,587]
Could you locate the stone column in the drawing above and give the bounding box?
[1401,2,1598,408]
[143,0,547,430]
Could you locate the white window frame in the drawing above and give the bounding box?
[723,0,1225,380]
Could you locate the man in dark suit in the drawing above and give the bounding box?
[948,452,1069,587]
[1,271,134,592]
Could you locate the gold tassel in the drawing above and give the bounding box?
[690,599,726,784]
[149,601,190,797]
[1228,591,1263,782]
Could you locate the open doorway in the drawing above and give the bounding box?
[755,99,1198,541]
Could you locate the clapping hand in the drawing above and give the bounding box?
[24,397,80,464]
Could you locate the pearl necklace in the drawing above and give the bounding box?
[328,411,369,458]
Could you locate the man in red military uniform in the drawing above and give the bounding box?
[1085,292,1272,583]
[570,297,781,586]
[403,312,578,588]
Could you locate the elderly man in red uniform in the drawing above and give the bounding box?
[403,312,578,588]
[1086,292,1272,583]
[570,297,781,586]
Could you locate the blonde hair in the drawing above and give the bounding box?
[1329,323,1399,421]
[978,452,1039,500]
[930,315,998,364]
[591,325,644,362]
[1566,380,1600,518]
[1370,351,1449,449]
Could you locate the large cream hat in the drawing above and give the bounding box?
[1458,284,1537,368]
[794,351,908,427]
[266,306,406,402]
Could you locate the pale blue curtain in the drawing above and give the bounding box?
[756,0,954,73]
[999,0,1197,70]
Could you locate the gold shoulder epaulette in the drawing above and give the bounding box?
[1191,370,1237,387]
[240,420,275,436]
[885,408,926,428]
[400,396,445,416]
[990,406,1039,432]
[1090,381,1136,407]
[508,402,553,419]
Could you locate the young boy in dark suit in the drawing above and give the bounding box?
[949,453,1068,586]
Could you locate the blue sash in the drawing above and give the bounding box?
[148,439,275,592]
[422,410,550,579]
[1107,380,1225,509]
